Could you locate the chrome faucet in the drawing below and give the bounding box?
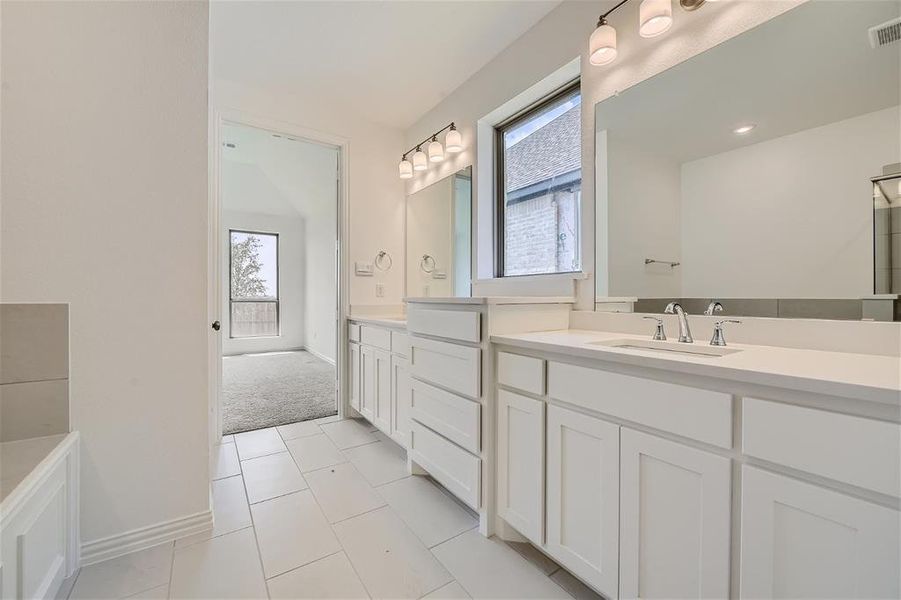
[642,316,667,341]
[704,301,724,316]
[710,319,742,346]
[664,302,693,343]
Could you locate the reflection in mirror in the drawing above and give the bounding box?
[406,167,472,297]
[595,0,901,320]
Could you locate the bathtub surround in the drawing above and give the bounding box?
[0,304,70,442]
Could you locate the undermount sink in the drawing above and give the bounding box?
[587,338,742,357]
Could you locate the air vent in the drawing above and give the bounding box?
[869,17,901,48]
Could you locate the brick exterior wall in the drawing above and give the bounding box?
[504,185,580,276]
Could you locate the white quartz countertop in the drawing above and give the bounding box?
[349,314,407,328]
[491,329,901,406]
[405,296,575,305]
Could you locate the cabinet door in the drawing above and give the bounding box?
[390,355,412,448]
[619,429,731,600]
[349,342,361,411]
[740,466,900,599]
[360,345,375,420]
[497,390,545,545]
[373,348,391,433]
[546,404,620,598]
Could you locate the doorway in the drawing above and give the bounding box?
[210,118,346,439]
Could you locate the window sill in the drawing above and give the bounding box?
[475,271,588,285]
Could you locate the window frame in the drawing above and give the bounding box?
[494,78,582,278]
[228,228,281,339]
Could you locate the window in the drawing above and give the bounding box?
[496,82,581,277]
[229,230,279,338]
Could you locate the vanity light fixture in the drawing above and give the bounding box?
[639,0,674,38]
[733,124,756,135]
[590,16,618,65]
[397,122,463,178]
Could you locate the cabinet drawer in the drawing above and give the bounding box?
[497,352,545,395]
[407,308,480,343]
[391,331,411,357]
[348,323,361,342]
[743,398,901,497]
[547,362,732,449]
[411,337,480,399]
[360,325,391,350]
[411,379,480,454]
[411,421,481,510]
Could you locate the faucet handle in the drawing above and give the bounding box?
[704,301,724,316]
[710,319,741,346]
[642,316,667,341]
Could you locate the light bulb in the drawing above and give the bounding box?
[398,158,413,179]
[412,148,428,171]
[733,124,756,135]
[589,19,618,66]
[639,0,673,38]
[428,138,444,163]
[445,127,463,153]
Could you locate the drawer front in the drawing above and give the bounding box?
[743,398,901,497]
[360,325,391,350]
[410,336,480,399]
[411,421,481,510]
[547,361,732,449]
[391,331,411,357]
[497,352,545,395]
[348,323,361,342]
[407,308,480,343]
[411,379,481,454]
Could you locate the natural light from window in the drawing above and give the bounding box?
[230,230,279,338]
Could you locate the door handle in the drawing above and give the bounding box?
[211,320,221,331]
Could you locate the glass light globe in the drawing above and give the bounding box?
[445,128,463,153]
[639,0,673,38]
[428,139,445,163]
[398,158,413,179]
[412,148,428,171]
[589,21,617,66]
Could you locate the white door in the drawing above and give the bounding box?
[373,348,391,433]
[360,345,375,420]
[740,466,900,599]
[390,354,412,448]
[546,404,620,598]
[619,428,731,600]
[497,389,545,544]
[349,342,361,411]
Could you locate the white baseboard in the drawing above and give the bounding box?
[80,509,212,566]
[303,346,336,366]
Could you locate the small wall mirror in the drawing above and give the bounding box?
[406,166,472,298]
[594,0,900,320]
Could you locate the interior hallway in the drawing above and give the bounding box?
[64,417,602,600]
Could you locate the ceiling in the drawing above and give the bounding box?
[595,0,901,164]
[210,1,561,130]
[221,123,339,217]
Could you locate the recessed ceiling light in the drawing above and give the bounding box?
[733,124,756,135]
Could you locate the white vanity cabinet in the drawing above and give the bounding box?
[619,429,730,599]
[347,320,412,447]
[545,404,620,597]
[493,346,901,600]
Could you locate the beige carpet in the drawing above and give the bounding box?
[222,350,337,435]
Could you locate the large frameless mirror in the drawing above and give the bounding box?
[406,166,472,298]
[594,0,901,320]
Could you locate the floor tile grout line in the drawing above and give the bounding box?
[262,548,345,583]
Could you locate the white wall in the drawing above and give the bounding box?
[1,0,210,547]
[211,80,405,311]
[406,177,454,298]
[221,211,305,356]
[605,134,682,298]
[403,0,804,307]
[681,106,900,299]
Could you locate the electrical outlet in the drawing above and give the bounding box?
[375,283,385,298]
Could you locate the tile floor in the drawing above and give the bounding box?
[66,416,603,600]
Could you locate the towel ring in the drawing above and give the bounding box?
[375,250,393,271]
[420,254,436,274]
